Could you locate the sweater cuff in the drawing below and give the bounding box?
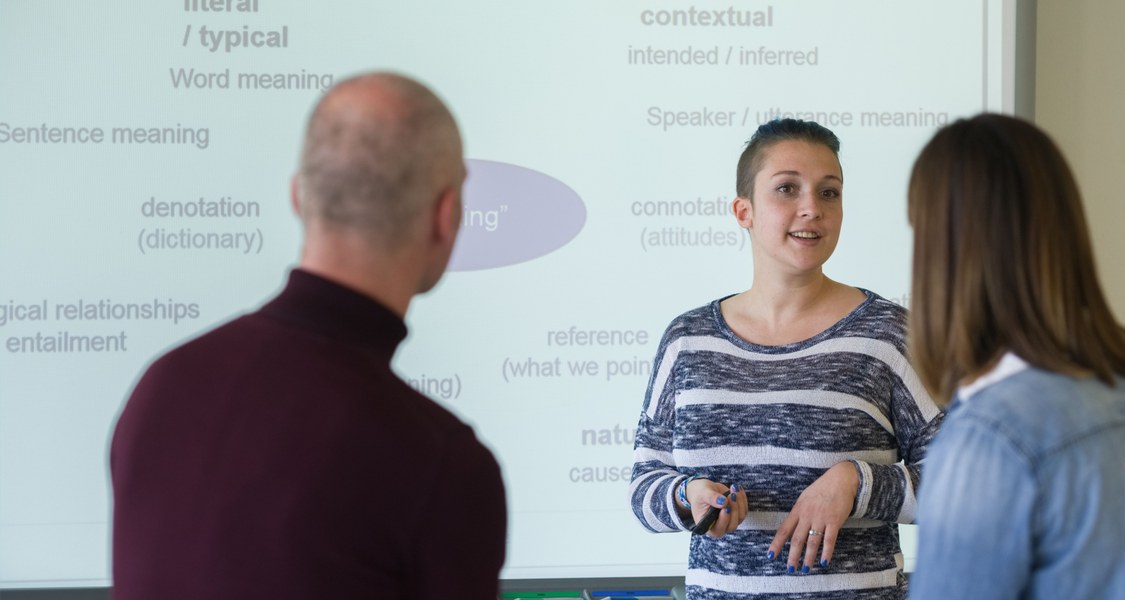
[850,460,912,522]
[849,459,874,518]
[669,475,693,531]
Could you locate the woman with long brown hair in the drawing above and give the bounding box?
[907,113,1125,598]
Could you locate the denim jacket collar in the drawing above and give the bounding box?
[957,352,1030,402]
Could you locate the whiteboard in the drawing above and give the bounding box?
[0,0,1014,588]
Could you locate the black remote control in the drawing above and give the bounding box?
[691,491,729,535]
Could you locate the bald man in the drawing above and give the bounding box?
[110,73,507,599]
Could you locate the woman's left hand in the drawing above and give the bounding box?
[768,461,858,573]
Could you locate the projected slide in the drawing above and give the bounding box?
[0,0,1010,588]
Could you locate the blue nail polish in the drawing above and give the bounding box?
[716,496,725,506]
[787,565,795,574]
[767,550,775,560]
[802,565,809,574]
[730,483,739,493]
[821,559,829,568]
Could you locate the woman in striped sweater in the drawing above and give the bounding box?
[629,119,943,599]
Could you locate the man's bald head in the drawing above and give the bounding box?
[296,73,463,249]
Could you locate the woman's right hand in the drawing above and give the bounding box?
[687,479,747,538]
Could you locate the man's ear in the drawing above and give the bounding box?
[732,196,753,229]
[431,186,460,245]
[289,175,301,218]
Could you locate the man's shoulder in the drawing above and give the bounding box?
[391,388,502,482]
[395,386,475,434]
[142,313,254,368]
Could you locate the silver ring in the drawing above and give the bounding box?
[808,529,821,537]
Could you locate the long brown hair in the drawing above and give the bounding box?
[907,113,1125,405]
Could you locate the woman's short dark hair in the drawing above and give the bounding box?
[736,118,841,199]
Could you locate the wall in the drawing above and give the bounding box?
[1035,0,1125,320]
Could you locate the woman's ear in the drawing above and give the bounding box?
[732,196,753,229]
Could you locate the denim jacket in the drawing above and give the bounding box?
[910,353,1125,599]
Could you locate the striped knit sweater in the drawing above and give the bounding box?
[629,290,943,599]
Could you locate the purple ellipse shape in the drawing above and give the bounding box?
[447,159,586,271]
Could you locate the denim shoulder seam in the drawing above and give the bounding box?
[1034,418,1125,469]
[951,409,1038,467]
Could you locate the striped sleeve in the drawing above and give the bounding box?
[629,320,692,533]
[849,301,944,524]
